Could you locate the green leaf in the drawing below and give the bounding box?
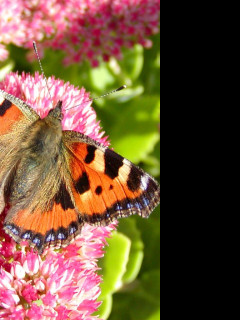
[89,63,115,91]
[9,45,32,73]
[141,270,160,303]
[99,231,131,298]
[147,309,160,320]
[140,34,160,95]
[98,294,113,320]
[118,45,144,81]
[108,270,160,320]
[142,139,160,176]
[137,206,160,274]
[0,61,14,81]
[118,219,144,284]
[108,95,160,163]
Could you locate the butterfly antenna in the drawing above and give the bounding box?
[33,41,54,108]
[92,85,127,101]
[66,85,127,110]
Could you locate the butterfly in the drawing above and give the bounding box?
[0,89,160,254]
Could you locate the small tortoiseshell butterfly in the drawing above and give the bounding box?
[0,89,160,254]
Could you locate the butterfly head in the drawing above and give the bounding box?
[48,101,63,121]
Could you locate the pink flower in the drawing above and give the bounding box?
[0,0,160,66]
[0,72,116,319]
[0,44,8,61]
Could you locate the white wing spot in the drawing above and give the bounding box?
[0,96,4,104]
[141,175,149,191]
[123,159,131,166]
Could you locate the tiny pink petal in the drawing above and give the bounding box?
[34,277,46,292]
[26,304,44,320]
[23,252,40,276]
[0,289,20,308]
[11,262,26,280]
[42,292,57,308]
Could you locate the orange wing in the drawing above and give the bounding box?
[0,90,39,135]
[4,182,81,253]
[0,99,24,135]
[63,131,160,225]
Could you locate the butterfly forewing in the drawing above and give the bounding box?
[63,131,160,225]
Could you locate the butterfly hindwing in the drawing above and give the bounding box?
[4,194,81,253]
[63,131,160,225]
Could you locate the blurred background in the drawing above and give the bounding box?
[1,25,160,320]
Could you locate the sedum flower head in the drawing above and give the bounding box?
[0,72,115,319]
[0,0,160,65]
[0,225,114,319]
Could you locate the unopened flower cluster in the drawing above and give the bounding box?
[0,73,114,319]
[0,0,160,66]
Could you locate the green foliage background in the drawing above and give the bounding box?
[0,34,160,319]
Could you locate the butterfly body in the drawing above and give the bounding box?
[0,89,160,253]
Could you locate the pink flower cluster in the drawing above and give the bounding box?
[0,0,160,66]
[0,72,115,319]
[0,215,114,320]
